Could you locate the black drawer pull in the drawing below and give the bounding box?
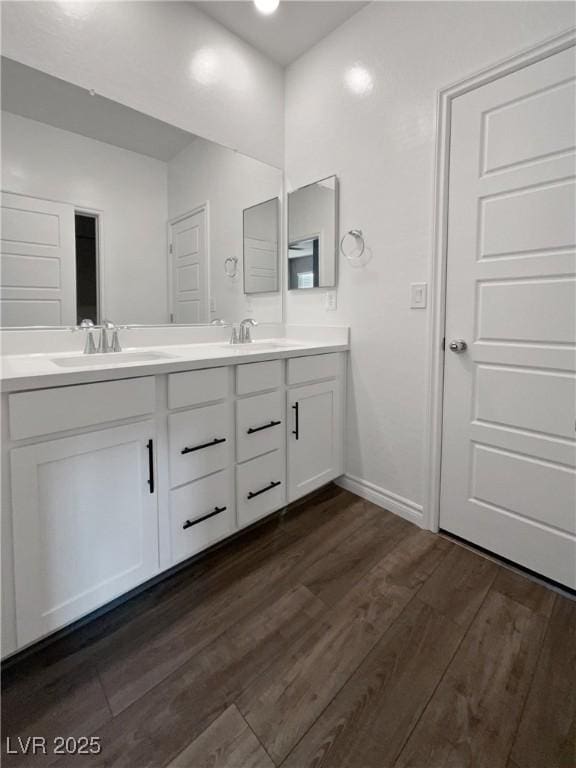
[181,437,226,455]
[183,506,227,529]
[247,480,281,500]
[247,420,282,435]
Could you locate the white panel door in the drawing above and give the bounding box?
[11,421,159,646]
[244,236,278,293]
[440,46,576,588]
[1,192,76,326]
[287,380,342,502]
[169,208,208,324]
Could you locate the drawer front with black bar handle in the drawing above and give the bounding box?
[170,470,233,563]
[169,403,231,488]
[237,450,285,527]
[236,391,284,462]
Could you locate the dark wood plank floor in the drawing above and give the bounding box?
[2,485,575,768]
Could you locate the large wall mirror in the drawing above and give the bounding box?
[288,175,338,290]
[0,57,283,328]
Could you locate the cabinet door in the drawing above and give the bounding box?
[287,380,342,503]
[11,421,159,647]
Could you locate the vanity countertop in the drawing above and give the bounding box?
[0,337,349,393]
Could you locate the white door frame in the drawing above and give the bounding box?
[423,27,576,532]
[167,202,210,324]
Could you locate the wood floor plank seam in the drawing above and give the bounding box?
[94,663,115,721]
[389,588,492,768]
[242,705,280,768]
[503,601,556,768]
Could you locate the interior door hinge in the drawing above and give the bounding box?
[169,243,173,254]
[441,337,446,351]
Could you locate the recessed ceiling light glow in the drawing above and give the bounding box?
[344,64,374,97]
[254,0,279,15]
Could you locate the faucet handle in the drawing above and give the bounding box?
[84,330,97,355]
[239,318,258,343]
[111,328,122,353]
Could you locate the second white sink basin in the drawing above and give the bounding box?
[220,341,294,352]
[52,351,176,367]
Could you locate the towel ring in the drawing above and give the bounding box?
[340,229,365,262]
[224,257,238,278]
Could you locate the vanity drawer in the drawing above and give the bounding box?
[169,402,231,487]
[236,450,284,527]
[168,367,228,410]
[9,377,155,441]
[236,391,283,463]
[287,353,340,386]
[236,360,282,395]
[170,470,234,564]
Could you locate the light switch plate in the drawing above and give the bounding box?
[325,291,337,311]
[410,282,427,309]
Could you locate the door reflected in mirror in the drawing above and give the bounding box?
[288,175,338,291]
[0,57,283,328]
[243,197,279,294]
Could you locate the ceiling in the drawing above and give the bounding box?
[194,1,370,66]
[1,58,196,162]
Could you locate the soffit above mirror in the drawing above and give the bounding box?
[1,57,197,162]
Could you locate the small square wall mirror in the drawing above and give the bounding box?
[243,197,280,294]
[288,175,338,290]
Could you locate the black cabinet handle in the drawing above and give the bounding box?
[181,437,226,455]
[247,480,281,500]
[183,506,227,529]
[247,420,282,435]
[147,439,155,494]
[292,402,299,440]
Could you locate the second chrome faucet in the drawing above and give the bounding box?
[78,319,122,354]
[230,318,258,344]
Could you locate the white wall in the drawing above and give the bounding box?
[285,2,575,521]
[167,137,283,324]
[1,112,169,324]
[0,0,284,168]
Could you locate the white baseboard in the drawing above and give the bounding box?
[336,474,424,528]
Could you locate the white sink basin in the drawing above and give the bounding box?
[220,341,293,352]
[51,351,176,367]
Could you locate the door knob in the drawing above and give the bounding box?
[449,340,467,353]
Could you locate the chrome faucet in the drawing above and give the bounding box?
[229,318,258,344]
[99,320,122,353]
[76,318,97,354]
[239,318,258,343]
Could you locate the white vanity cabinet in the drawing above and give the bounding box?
[286,354,344,502]
[7,377,160,648]
[11,421,159,646]
[2,348,346,656]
